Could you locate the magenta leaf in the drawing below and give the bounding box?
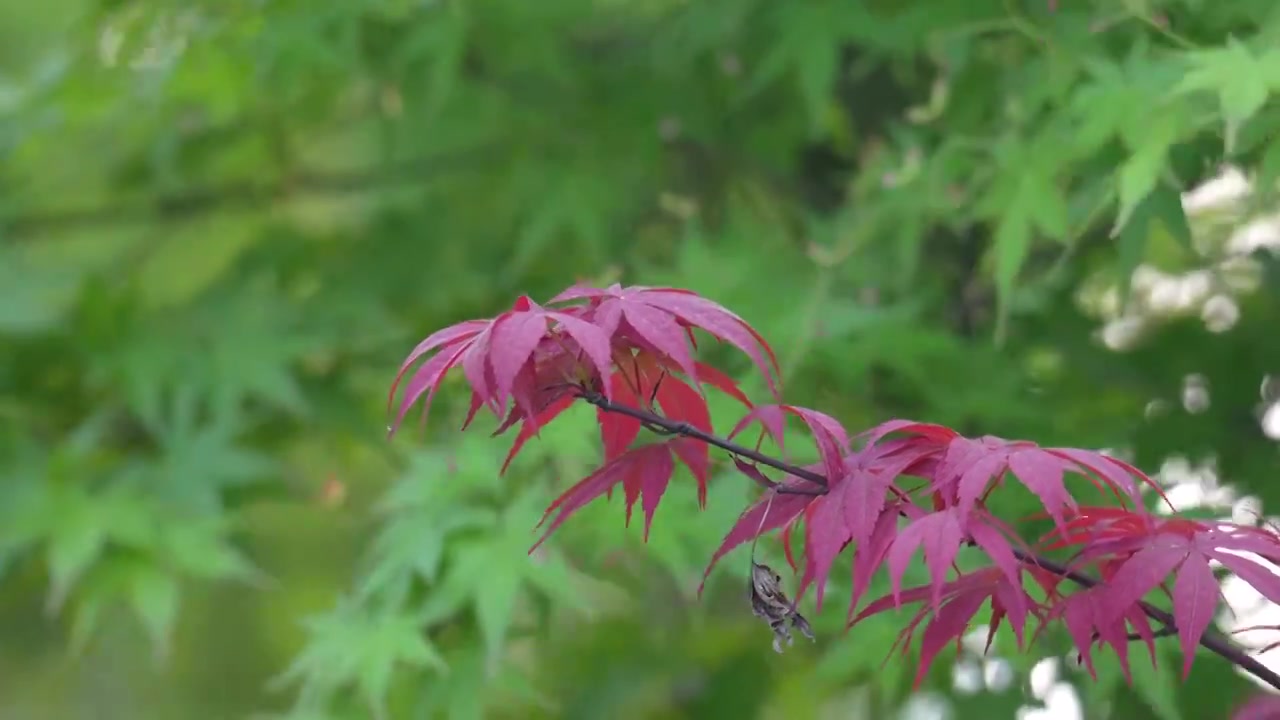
[852,566,1043,689]
[967,517,1026,615]
[952,446,1010,517]
[688,360,753,407]
[729,404,849,485]
[500,395,575,474]
[836,456,901,549]
[390,295,618,437]
[1048,447,1150,505]
[598,373,643,460]
[620,444,676,540]
[654,376,713,503]
[847,507,901,619]
[489,302,553,408]
[797,492,850,609]
[700,479,817,593]
[927,436,1081,527]
[641,289,781,397]
[1172,552,1220,679]
[856,419,959,449]
[915,584,988,686]
[1096,541,1188,627]
[1204,547,1280,606]
[933,436,989,494]
[389,318,488,400]
[886,509,964,608]
[732,459,777,489]
[459,322,500,414]
[1053,588,1156,682]
[389,341,471,431]
[618,302,700,387]
[547,311,615,393]
[728,405,789,454]
[548,284,782,397]
[534,443,676,551]
[1059,591,1104,675]
[1007,448,1078,529]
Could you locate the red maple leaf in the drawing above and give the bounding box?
[849,563,1059,688]
[548,283,782,398]
[532,440,701,549]
[391,285,771,478]
[586,351,737,497]
[697,416,1202,675]
[1051,585,1162,681]
[491,342,750,475]
[1045,507,1280,678]
[387,296,613,433]
[728,404,850,485]
[857,421,1166,525]
[698,474,823,593]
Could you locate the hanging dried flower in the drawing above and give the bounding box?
[749,562,814,653]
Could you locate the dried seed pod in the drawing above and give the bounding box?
[749,562,814,653]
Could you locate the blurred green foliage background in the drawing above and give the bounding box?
[4,1,1280,718]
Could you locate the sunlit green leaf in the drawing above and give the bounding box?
[1113,182,1193,305]
[1176,39,1272,126]
[129,564,180,663]
[1114,110,1182,235]
[278,602,446,718]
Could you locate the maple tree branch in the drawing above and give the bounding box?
[1014,553,1280,692]
[578,390,1280,693]
[1128,625,1179,642]
[577,390,828,488]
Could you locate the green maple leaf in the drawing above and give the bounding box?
[747,1,874,133]
[38,482,156,612]
[357,505,496,605]
[63,554,181,663]
[155,514,259,583]
[1176,39,1272,126]
[976,142,1069,341]
[1071,59,1142,155]
[138,385,277,512]
[1113,108,1186,237]
[100,278,320,427]
[419,489,591,675]
[277,602,446,719]
[1113,182,1193,306]
[414,644,552,720]
[631,465,755,589]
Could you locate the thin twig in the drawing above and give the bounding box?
[578,389,827,488]
[578,389,1280,693]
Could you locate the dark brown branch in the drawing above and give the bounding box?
[580,390,827,488]
[578,388,1280,694]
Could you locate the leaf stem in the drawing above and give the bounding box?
[579,390,1280,693]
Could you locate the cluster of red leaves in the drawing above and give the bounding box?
[387,285,778,537]
[389,283,1280,711]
